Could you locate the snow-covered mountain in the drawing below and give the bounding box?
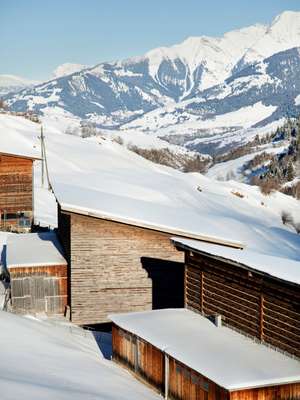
[234,11,300,72]
[52,63,88,78]
[123,46,300,153]
[4,11,300,154]
[0,74,39,96]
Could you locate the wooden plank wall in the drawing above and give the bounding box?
[112,325,165,393]
[57,205,71,262]
[185,252,300,359]
[112,325,136,370]
[0,155,33,214]
[230,383,300,400]
[10,265,67,315]
[67,212,184,325]
[138,336,165,391]
[168,357,229,400]
[112,325,300,400]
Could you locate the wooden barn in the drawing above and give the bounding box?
[171,238,300,360]
[54,184,242,326]
[0,151,39,232]
[110,309,300,400]
[6,232,67,315]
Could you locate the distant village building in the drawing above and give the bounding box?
[110,309,300,400]
[0,151,39,232]
[55,185,242,326]
[6,232,67,315]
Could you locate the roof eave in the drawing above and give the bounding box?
[0,151,41,161]
[171,238,300,288]
[59,203,245,249]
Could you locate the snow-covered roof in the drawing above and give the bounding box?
[0,150,41,160]
[110,308,300,391]
[6,232,66,268]
[171,237,300,286]
[55,182,243,249]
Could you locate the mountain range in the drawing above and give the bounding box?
[3,10,300,156]
[0,75,39,97]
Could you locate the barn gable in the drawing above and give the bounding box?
[6,232,67,315]
[0,151,40,232]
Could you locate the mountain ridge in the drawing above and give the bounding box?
[3,10,300,155]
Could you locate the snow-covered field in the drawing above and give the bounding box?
[121,101,277,136]
[0,311,160,400]
[0,113,300,259]
[206,143,288,182]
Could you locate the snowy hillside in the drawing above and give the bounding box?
[4,10,300,144]
[0,311,160,400]
[0,74,39,96]
[1,113,300,261]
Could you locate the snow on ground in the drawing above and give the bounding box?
[121,101,276,137]
[97,127,202,155]
[206,143,288,182]
[1,113,300,260]
[0,311,160,400]
[184,119,285,152]
[34,185,58,228]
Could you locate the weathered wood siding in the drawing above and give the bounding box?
[112,325,137,370]
[230,383,300,400]
[112,325,165,393]
[185,252,300,359]
[57,204,71,262]
[0,154,33,230]
[168,357,229,400]
[112,325,300,400]
[0,154,33,213]
[65,211,183,325]
[10,264,67,314]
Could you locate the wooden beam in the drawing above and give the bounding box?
[200,270,204,314]
[164,353,169,400]
[260,293,264,341]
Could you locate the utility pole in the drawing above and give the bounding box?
[40,125,45,187]
[40,125,51,190]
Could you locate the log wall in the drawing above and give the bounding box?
[10,264,67,314]
[63,211,183,325]
[185,252,300,359]
[0,154,33,231]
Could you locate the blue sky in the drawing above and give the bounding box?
[1,0,300,80]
